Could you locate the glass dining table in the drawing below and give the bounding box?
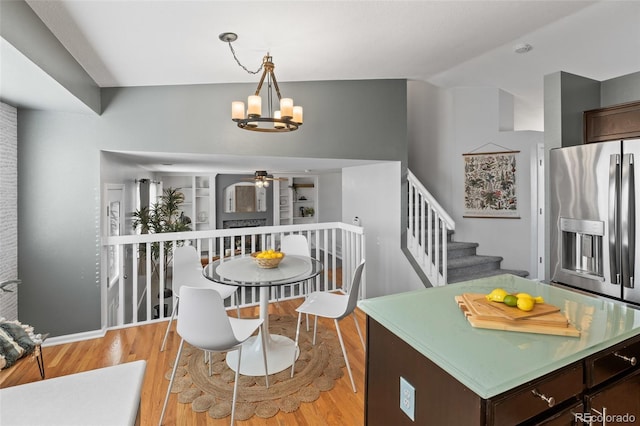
[203,254,323,375]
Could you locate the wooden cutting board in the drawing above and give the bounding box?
[461,293,568,327]
[455,296,580,337]
[463,293,560,320]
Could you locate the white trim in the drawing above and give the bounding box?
[536,143,545,280]
[40,318,174,346]
[42,328,107,347]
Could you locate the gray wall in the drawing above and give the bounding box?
[18,79,407,337]
[601,72,640,107]
[544,72,601,149]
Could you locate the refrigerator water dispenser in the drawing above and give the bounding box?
[560,218,604,278]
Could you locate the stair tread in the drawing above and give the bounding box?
[447,269,529,283]
[447,241,479,249]
[447,255,503,269]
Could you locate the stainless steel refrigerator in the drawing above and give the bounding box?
[550,139,640,306]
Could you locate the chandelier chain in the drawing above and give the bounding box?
[225,42,263,75]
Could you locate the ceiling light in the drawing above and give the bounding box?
[250,170,287,187]
[220,32,303,133]
[514,43,533,54]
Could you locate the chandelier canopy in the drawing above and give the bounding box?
[220,32,303,133]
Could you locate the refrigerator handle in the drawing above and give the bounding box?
[609,154,621,284]
[621,153,635,288]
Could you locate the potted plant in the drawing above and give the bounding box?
[304,207,315,217]
[132,187,192,281]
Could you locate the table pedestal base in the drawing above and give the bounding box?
[226,333,299,376]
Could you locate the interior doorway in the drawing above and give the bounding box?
[104,184,125,327]
[535,143,545,280]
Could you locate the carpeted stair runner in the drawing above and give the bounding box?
[429,226,528,284]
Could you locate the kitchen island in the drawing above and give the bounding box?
[358,274,640,425]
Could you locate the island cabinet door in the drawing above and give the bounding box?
[486,362,583,426]
[584,368,640,425]
[365,317,484,426]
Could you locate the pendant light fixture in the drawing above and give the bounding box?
[220,32,303,133]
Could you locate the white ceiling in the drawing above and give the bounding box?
[2,0,639,173]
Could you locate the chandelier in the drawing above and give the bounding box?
[220,32,303,132]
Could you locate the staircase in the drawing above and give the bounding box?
[446,232,528,284]
[406,170,528,287]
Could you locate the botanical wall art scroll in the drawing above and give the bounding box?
[463,149,520,219]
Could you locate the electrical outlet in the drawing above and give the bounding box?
[399,376,415,421]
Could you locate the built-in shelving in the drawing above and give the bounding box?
[274,175,318,225]
[160,174,215,230]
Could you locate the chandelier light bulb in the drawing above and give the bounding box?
[280,98,293,118]
[247,95,261,117]
[263,180,270,187]
[293,106,303,124]
[232,101,245,120]
[255,180,264,188]
[274,111,285,129]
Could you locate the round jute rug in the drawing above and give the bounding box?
[164,314,347,421]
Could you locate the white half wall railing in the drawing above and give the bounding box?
[102,222,365,328]
[407,170,455,287]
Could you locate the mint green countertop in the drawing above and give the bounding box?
[358,274,640,399]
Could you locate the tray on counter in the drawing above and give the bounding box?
[455,293,580,337]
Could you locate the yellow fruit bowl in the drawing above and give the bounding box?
[251,251,285,269]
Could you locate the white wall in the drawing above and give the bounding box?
[342,162,423,298]
[407,80,454,211]
[0,103,18,320]
[318,172,342,223]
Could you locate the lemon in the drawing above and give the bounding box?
[517,297,535,311]
[503,295,518,307]
[534,296,545,304]
[275,252,284,258]
[515,293,533,300]
[486,288,508,302]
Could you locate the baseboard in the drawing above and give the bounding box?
[42,328,107,347]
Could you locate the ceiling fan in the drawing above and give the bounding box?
[244,170,287,188]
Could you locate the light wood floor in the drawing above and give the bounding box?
[0,298,366,426]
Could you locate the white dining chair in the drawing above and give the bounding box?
[160,245,240,352]
[159,286,269,426]
[280,234,314,329]
[290,259,366,392]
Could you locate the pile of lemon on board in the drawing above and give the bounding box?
[485,288,544,312]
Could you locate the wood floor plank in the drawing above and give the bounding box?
[0,298,366,425]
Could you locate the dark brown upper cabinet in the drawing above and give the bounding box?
[584,100,640,143]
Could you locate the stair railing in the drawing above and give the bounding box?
[407,170,455,287]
